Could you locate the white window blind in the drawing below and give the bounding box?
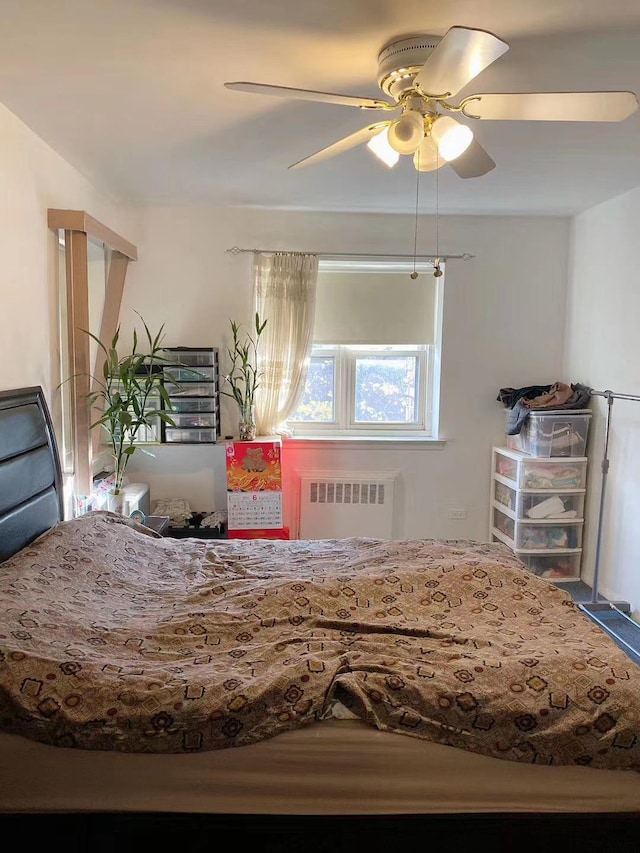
[312,265,436,345]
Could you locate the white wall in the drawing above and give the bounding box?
[0,103,137,433]
[565,185,640,617]
[0,103,572,549]
[123,207,570,539]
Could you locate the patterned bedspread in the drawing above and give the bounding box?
[1,512,639,770]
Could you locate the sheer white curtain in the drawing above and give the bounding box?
[253,251,319,436]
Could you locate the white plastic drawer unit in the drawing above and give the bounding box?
[492,446,588,490]
[490,445,588,582]
[159,345,220,446]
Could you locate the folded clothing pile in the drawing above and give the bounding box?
[522,464,583,489]
[497,381,592,435]
[151,498,192,527]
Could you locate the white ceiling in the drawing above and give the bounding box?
[2,0,640,215]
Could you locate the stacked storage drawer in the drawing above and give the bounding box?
[161,347,220,443]
[490,446,588,582]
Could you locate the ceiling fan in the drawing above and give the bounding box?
[225,25,638,178]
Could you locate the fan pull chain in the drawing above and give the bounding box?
[410,148,421,279]
[434,151,443,278]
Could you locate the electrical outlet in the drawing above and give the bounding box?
[448,509,467,520]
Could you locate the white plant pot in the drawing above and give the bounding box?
[106,490,126,514]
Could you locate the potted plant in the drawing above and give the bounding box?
[221,313,267,440]
[86,315,178,509]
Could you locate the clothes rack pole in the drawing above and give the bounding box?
[579,390,640,634]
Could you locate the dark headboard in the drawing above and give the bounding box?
[0,386,63,562]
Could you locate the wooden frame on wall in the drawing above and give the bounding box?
[48,209,138,496]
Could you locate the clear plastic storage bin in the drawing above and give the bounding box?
[492,506,515,540]
[168,412,218,429]
[505,410,591,458]
[164,428,218,443]
[493,447,588,490]
[168,397,218,414]
[165,365,217,383]
[515,553,581,581]
[492,479,585,520]
[163,381,217,397]
[492,506,583,551]
[163,347,218,367]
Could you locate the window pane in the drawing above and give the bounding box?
[354,356,417,423]
[290,357,335,422]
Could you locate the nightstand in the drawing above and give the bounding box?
[143,515,170,535]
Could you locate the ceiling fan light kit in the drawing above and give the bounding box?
[413,135,440,172]
[367,127,400,167]
[225,24,639,178]
[431,115,473,161]
[387,109,425,154]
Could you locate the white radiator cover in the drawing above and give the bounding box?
[298,471,398,540]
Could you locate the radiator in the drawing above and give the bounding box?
[298,472,397,539]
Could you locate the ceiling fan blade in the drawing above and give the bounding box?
[224,81,393,110]
[447,139,496,178]
[414,26,509,99]
[464,91,639,121]
[289,122,392,169]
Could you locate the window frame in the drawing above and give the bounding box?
[287,258,443,440]
[290,344,431,437]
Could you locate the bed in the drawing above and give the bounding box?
[1,385,639,850]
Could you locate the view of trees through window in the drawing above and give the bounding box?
[290,356,334,422]
[354,355,417,422]
[290,348,421,425]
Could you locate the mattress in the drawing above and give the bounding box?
[2,718,640,815]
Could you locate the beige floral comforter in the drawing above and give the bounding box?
[1,511,639,770]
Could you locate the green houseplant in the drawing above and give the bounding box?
[221,313,267,440]
[86,314,177,503]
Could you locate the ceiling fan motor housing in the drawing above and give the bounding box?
[377,34,442,100]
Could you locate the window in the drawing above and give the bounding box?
[288,259,443,438]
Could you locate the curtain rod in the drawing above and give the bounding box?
[225,246,474,261]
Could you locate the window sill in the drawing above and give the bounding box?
[283,436,446,450]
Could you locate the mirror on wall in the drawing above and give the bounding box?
[49,210,137,503]
[87,237,110,381]
[56,233,111,479]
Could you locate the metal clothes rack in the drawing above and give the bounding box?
[579,389,640,653]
